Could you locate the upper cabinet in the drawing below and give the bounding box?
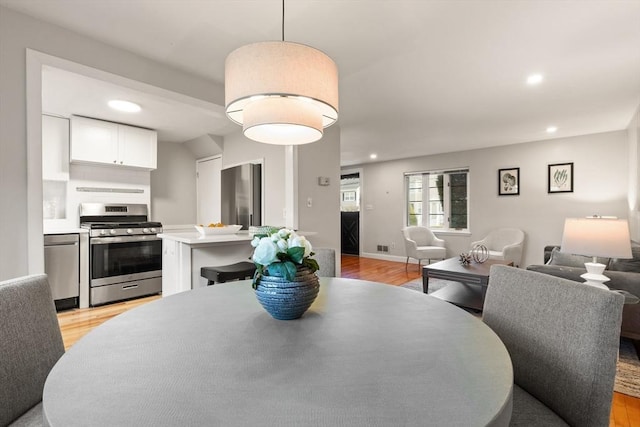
[42,115,70,181]
[70,116,157,170]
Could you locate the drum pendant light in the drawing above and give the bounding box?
[224,0,339,145]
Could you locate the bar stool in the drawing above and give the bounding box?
[200,261,256,285]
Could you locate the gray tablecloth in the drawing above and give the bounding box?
[43,278,513,426]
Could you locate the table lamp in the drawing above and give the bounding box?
[561,217,632,289]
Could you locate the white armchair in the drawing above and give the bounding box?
[402,226,446,270]
[471,228,525,267]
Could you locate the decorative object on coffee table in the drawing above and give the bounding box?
[471,244,490,263]
[459,253,471,266]
[251,228,320,320]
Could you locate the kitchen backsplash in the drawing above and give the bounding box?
[44,163,150,228]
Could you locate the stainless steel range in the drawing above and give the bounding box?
[80,203,162,306]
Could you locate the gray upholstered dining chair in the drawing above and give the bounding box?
[0,274,65,426]
[313,247,336,277]
[483,265,624,426]
[401,226,446,270]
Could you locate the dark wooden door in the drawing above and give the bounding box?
[341,211,359,255]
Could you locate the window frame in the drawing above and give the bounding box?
[404,168,470,232]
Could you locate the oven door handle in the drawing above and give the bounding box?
[90,235,161,244]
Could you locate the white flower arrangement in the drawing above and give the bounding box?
[251,228,319,288]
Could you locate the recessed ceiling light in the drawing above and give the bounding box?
[526,74,544,85]
[370,153,377,159]
[546,126,558,133]
[108,100,141,113]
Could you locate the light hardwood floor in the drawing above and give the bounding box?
[57,254,640,426]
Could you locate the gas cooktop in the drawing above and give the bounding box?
[81,221,162,229]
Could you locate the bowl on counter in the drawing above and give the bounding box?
[195,224,243,236]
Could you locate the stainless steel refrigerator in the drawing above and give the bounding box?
[221,163,262,230]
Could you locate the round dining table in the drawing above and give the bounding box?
[43,278,513,426]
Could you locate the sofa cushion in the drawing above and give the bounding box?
[608,245,640,272]
[547,247,609,268]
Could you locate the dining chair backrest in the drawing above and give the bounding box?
[483,265,623,427]
[314,248,336,277]
[0,274,65,426]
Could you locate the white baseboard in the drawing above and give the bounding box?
[359,252,445,266]
[360,252,411,263]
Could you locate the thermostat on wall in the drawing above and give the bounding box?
[318,176,330,186]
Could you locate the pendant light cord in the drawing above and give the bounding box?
[281,0,285,41]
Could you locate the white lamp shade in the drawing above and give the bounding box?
[243,97,323,145]
[561,217,632,259]
[225,41,338,144]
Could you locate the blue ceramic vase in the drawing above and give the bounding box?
[254,266,320,320]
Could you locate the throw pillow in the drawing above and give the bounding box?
[547,247,609,268]
[608,245,640,272]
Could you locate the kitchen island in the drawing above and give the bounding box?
[157,230,255,296]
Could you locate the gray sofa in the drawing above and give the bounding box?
[527,244,640,340]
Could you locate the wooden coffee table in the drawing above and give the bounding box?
[422,257,513,311]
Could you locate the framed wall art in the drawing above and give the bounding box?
[498,167,519,196]
[548,162,573,193]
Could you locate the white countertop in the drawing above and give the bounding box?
[157,230,254,245]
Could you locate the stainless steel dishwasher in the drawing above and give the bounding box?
[44,234,80,311]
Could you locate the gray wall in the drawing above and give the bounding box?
[297,126,342,272]
[150,141,197,225]
[348,130,630,268]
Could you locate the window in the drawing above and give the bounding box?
[340,173,360,212]
[342,191,356,202]
[405,169,469,231]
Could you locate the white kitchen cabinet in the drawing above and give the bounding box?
[70,116,157,170]
[118,124,157,169]
[42,115,70,181]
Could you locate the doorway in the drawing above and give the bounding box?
[340,172,361,255]
[196,155,222,225]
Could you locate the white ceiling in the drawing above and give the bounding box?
[3,0,640,166]
[41,65,237,143]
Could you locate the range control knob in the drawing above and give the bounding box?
[100,230,106,236]
[110,229,117,235]
[127,228,134,234]
[150,228,157,233]
[142,228,150,234]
